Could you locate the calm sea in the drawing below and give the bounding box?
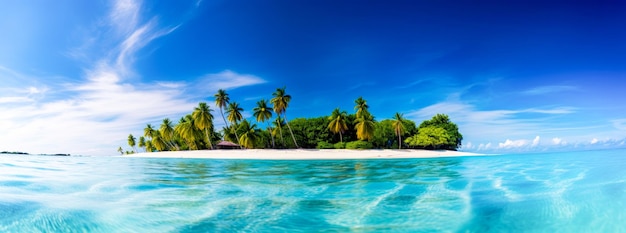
[1,149,625,232]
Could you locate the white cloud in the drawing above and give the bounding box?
[156,81,186,89]
[0,0,262,156]
[0,97,33,104]
[532,136,540,147]
[406,100,576,148]
[198,70,266,92]
[498,139,528,149]
[110,0,141,35]
[612,119,626,131]
[0,68,264,156]
[591,138,599,144]
[552,137,566,145]
[477,142,492,151]
[522,85,578,95]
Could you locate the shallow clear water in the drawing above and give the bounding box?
[1,149,626,232]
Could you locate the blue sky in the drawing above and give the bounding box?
[1,0,625,155]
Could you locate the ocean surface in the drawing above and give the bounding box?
[1,149,625,232]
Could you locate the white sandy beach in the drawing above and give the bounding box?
[125,149,484,160]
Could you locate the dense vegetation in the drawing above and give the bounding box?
[119,87,462,154]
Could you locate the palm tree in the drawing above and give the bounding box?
[238,120,260,149]
[175,115,199,150]
[222,125,237,143]
[253,99,274,148]
[354,97,375,141]
[226,102,244,148]
[160,118,179,151]
[355,112,376,141]
[138,136,146,152]
[214,89,230,129]
[328,108,348,143]
[272,116,286,148]
[271,87,299,148]
[354,96,369,118]
[117,146,123,155]
[192,102,215,149]
[151,132,168,151]
[144,124,156,141]
[145,140,154,152]
[127,134,137,153]
[392,112,406,149]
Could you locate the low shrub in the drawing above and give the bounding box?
[345,140,373,149]
[316,141,335,149]
[333,142,346,149]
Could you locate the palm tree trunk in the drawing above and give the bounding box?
[232,123,243,149]
[268,124,275,148]
[204,128,214,149]
[339,131,343,143]
[283,113,299,148]
[219,107,230,141]
[169,132,180,151]
[164,140,174,151]
[220,108,229,128]
[398,134,402,149]
[277,124,285,148]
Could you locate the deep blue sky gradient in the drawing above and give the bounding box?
[1,0,625,154]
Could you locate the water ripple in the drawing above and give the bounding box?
[1,149,626,231]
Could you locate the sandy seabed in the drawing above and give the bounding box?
[124,149,485,160]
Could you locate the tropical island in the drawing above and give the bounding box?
[1,151,70,156]
[121,87,474,159]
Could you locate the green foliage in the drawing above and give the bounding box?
[371,120,395,148]
[405,126,450,149]
[193,102,215,149]
[253,99,273,123]
[354,97,376,141]
[271,87,299,148]
[237,120,260,149]
[128,85,463,153]
[346,140,373,149]
[355,112,376,141]
[255,130,272,149]
[214,89,231,132]
[328,108,349,142]
[127,134,136,153]
[418,114,463,150]
[286,117,331,148]
[334,142,346,149]
[371,119,417,149]
[316,141,335,149]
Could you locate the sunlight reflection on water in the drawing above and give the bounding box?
[1,149,626,232]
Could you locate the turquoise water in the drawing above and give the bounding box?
[1,149,625,232]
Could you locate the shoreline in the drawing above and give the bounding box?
[124,149,486,160]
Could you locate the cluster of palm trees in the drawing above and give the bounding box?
[121,87,300,153]
[326,97,407,149]
[119,86,415,154]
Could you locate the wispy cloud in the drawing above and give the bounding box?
[498,139,529,149]
[347,81,376,92]
[532,136,540,147]
[521,85,578,95]
[198,70,266,92]
[0,97,33,104]
[0,0,263,155]
[405,98,584,152]
[109,0,141,35]
[612,119,626,131]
